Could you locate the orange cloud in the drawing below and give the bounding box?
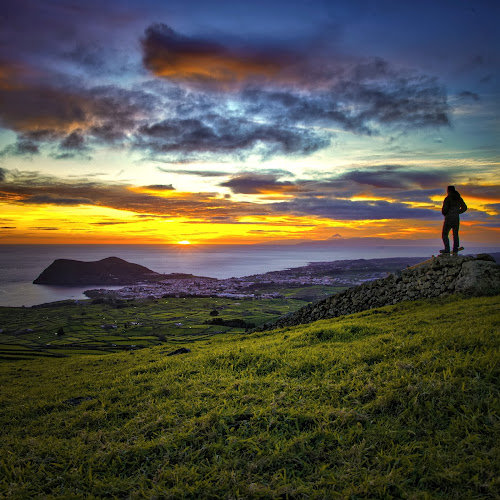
[142,24,290,87]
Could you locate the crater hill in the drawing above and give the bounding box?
[33,257,199,286]
[254,253,500,332]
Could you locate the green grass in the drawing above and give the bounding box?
[0,294,499,498]
[0,297,305,359]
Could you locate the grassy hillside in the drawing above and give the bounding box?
[0,297,306,360]
[1,294,499,499]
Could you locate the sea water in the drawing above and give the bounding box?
[0,243,496,307]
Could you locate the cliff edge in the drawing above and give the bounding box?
[254,253,500,332]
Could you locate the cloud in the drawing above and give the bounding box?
[0,169,270,219]
[141,24,290,86]
[2,168,496,225]
[141,25,450,135]
[60,131,87,150]
[0,140,39,157]
[461,185,500,201]
[90,221,136,226]
[0,58,334,161]
[0,68,158,144]
[0,83,89,133]
[271,197,437,221]
[143,184,175,190]
[19,194,95,206]
[0,21,451,165]
[217,165,457,204]
[136,116,331,158]
[157,167,230,177]
[240,65,449,134]
[458,90,480,101]
[51,152,92,161]
[0,168,6,181]
[221,173,307,195]
[333,165,452,189]
[389,189,443,203]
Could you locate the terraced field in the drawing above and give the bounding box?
[0,297,306,360]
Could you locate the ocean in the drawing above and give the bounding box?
[1,243,497,307]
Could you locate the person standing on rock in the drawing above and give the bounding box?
[440,185,467,254]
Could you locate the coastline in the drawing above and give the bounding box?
[1,244,499,308]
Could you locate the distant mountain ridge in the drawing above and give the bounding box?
[33,257,200,285]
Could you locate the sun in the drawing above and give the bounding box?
[178,240,191,245]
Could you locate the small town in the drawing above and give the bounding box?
[84,257,424,301]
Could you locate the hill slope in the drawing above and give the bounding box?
[33,256,163,285]
[1,294,499,498]
[255,253,500,332]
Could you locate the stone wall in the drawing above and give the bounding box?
[254,254,500,332]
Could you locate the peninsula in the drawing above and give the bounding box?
[33,256,203,286]
[83,256,431,301]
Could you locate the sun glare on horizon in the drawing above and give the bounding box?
[178,240,191,245]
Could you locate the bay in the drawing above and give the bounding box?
[0,243,496,307]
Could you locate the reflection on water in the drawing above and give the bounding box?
[1,243,495,307]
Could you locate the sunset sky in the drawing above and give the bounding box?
[0,0,499,245]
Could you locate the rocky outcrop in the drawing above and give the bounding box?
[254,254,500,332]
[33,257,162,285]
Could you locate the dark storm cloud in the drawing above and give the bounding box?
[0,168,6,181]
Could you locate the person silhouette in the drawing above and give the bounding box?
[440,185,467,254]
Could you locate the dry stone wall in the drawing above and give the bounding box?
[254,254,500,332]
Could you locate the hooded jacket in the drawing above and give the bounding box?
[442,190,467,219]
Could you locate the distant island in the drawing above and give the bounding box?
[33,256,202,285]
